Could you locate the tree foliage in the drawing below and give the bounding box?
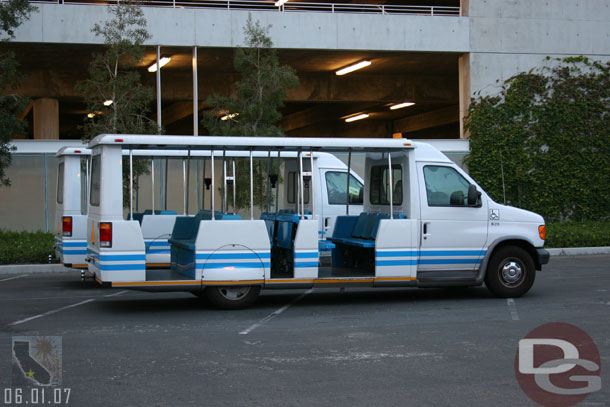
[465,57,610,223]
[0,0,36,187]
[75,1,157,207]
[203,15,299,209]
[75,0,158,141]
[203,14,299,138]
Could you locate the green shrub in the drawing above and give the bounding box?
[465,57,610,223]
[546,222,610,248]
[0,230,56,265]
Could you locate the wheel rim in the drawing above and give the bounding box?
[498,258,525,287]
[217,286,251,301]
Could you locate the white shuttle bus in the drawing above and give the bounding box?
[54,147,91,270]
[56,146,363,277]
[86,134,549,308]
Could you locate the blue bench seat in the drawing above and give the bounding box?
[329,212,396,248]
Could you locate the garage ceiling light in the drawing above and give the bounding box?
[103,100,113,106]
[148,56,172,72]
[345,113,369,123]
[336,60,371,76]
[390,102,415,110]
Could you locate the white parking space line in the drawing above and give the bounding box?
[104,290,128,297]
[9,299,96,326]
[0,274,28,282]
[507,298,520,321]
[239,289,313,335]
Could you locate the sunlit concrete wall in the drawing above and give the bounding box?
[468,0,610,95]
[12,4,469,52]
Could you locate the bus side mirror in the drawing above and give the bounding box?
[268,173,278,188]
[204,178,212,190]
[468,184,481,207]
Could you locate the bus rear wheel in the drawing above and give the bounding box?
[204,286,261,309]
[485,246,535,298]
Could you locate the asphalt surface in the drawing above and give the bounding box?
[1,255,609,407]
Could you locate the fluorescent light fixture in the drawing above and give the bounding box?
[390,102,415,110]
[148,56,172,73]
[336,60,371,76]
[275,0,287,6]
[345,113,369,123]
[103,100,113,106]
[221,112,239,121]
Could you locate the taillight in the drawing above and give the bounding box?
[99,222,112,247]
[538,225,546,241]
[62,216,72,237]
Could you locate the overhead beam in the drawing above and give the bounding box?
[394,105,459,133]
[15,70,458,104]
[281,102,380,132]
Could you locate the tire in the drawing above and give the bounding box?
[485,246,535,298]
[204,285,261,309]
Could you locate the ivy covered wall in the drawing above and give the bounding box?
[465,57,610,223]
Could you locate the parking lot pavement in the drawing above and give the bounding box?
[1,256,609,407]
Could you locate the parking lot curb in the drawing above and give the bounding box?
[546,246,610,256]
[0,264,74,275]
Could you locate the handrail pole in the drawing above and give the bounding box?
[211,150,215,220]
[151,158,155,214]
[182,157,187,215]
[249,150,254,220]
[310,150,315,217]
[129,149,134,221]
[346,150,351,215]
[388,153,393,219]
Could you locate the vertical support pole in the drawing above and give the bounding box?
[222,151,227,213]
[249,150,254,220]
[202,158,206,211]
[266,150,271,213]
[135,173,139,212]
[129,149,134,221]
[182,158,187,215]
[388,153,393,219]
[163,158,168,210]
[151,158,155,214]
[156,46,162,131]
[346,150,352,215]
[84,156,89,215]
[44,154,49,232]
[310,150,315,217]
[192,46,198,137]
[211,150,215,220]
[232,160,236,212]
[298,150,304,220]
[186,150,191,215]
[248,150,254,220]
[275,151,280,212]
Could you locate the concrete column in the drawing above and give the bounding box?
[33,98,59,139]
[458,53,471,139]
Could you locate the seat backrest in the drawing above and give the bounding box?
[351,213,369,238]
[171,216,197,241]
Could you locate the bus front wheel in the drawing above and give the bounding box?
[204,286,261,309]
[485,246,535,298]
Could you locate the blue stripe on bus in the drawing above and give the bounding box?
[145,241,170,247]
[419,250,485,257]
[196,252,270,260]
[199,262,270,269]
[294,262,318,268]
[418,258,483,265]
[63,250,87,255]
[376,260,419,266]
[376,250,418,257]
[146,249,170,254]
[62,241,88,247]
[99,254,146,261]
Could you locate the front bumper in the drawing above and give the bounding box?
[537,248,550,265]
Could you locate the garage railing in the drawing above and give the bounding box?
[29,0,462,16]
